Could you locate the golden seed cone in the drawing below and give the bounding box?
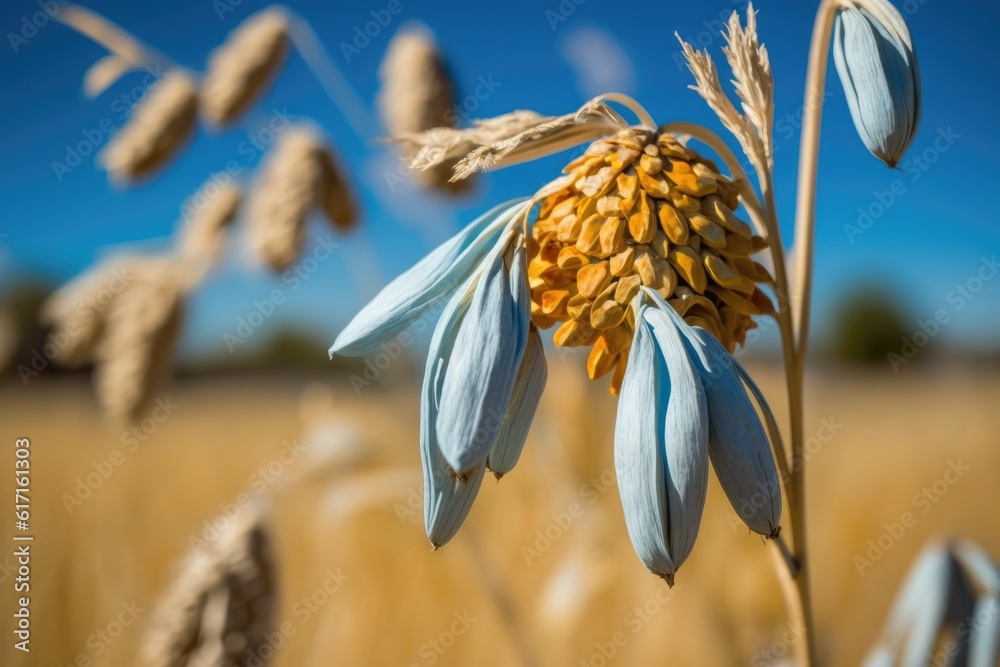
[99,70,198,183]
[377,24,470,193]
[142,504,277,667]
[93,258,184,423]
[528,128,774,392]
[200,9,289,126]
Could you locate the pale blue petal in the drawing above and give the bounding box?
[952,539,1000,594]
[834,5,920,167]
[437,244,529,474]
[330,198,528,357]
[420,277,487,548]
[487,327,547,477]
[889,545,952,667]
[642,303,709,570]
[687,326,781,537]
[615,292,708,582]
[615,305,675,578]
[969,595,1000,667]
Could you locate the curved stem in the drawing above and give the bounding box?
[657,121,769,236]
[599,93,657,130]
[279,6,379,142]
[55,4,175,73]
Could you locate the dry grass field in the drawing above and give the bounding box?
[1,363,998,666]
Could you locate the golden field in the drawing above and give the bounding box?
[1,363,998,666]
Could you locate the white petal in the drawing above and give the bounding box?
[688,327,781,536]
[436,244,529,474]
[487,327,547,477]
[330,198,528,357]
[420,279,486,548]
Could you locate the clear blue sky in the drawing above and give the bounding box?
[0,0,997,360]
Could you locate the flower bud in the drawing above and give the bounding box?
[833,0,920,167]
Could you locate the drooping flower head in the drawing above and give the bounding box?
[330,92,782,579]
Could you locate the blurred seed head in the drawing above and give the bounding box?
[99,70,199,184]
[248,126,357,271]
[377,23,472,194]
[200,8,290,126]
[176,177,242,264]
[93,258,185,423]
[143,504,278,667]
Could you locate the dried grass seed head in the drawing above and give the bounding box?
[99,70,199,183]
[143,505,278,667]
[200,8,290,126]
[248,126,356,271]
[176,178,242,263]
[377,23,469,193]
[93,258,185,423]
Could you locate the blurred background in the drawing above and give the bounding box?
[0,0,998,665]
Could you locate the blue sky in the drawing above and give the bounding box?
[0,0,998,360]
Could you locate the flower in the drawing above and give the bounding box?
[615,287,780,582]
[864,540,1000,666]
[330,96,782,571]
[833,0,921,168]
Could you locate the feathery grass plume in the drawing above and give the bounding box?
[377,23,470,194]
[676,3,773,176]
[248,126,356,270]
[143,504,277,667]
[175,178,242,263]
[40,259,136,366]
[200,8,290,126]
[93,258,185,423]
[398,96,631,182]
[98,70,199,184]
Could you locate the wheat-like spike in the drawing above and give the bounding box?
[99,70,199,184]
[675,34,768,180]
[143,504,278,667]
[721,3,775,169]
[93,258,184,423]
[176,178,242,263]
[200,8,290,126]
[377,23,470,193]
[398,97,628,182]
[316,147,358,230]
[40,258,139,367]
[248,126,353,270]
